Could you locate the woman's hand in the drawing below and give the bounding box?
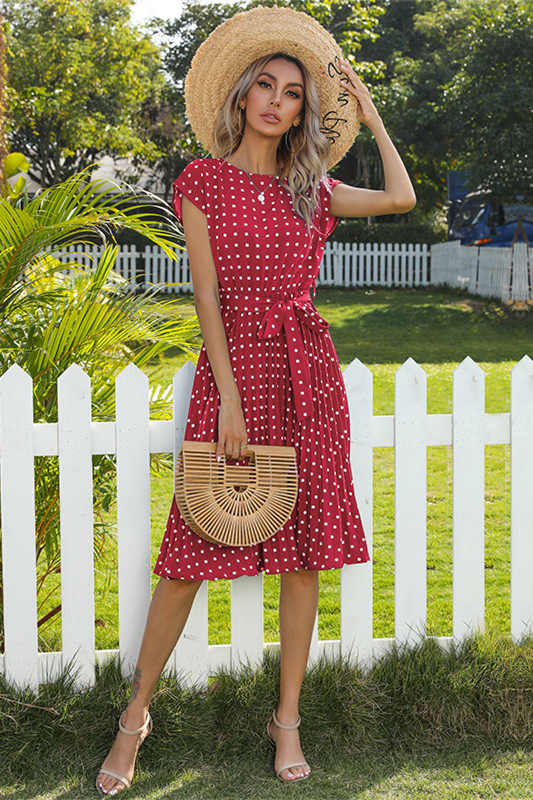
[337,56,382,130]
[216,397,250,461]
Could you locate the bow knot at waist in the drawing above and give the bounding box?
[221,291,329,423]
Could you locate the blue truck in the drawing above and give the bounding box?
[447,170,533,247]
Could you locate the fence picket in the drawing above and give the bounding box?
[58,364,95,689]
[231,574,264,670]
[115,364,152,678]
[144,244,152,292]
[511,243,529,302]
[453,357,485,639]
[510,355,533,641]
[0,365,39,690]
[400,243,407,286]
[167,361,209,689]
[406,243,413,286]
[394,359,427,644]
[342,359,374,665]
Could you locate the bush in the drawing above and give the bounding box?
[333,219,447,244]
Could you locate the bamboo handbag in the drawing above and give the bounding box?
[174,441,298,546]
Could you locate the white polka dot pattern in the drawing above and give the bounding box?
[154,157,370,581]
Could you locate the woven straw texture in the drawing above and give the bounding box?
[184,5,360,169]
[175,441,299,547]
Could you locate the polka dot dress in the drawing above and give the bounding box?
[153,157,370,581]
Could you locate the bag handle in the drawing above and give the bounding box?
[222,445,257,489]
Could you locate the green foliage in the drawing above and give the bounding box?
[392,0,532,201]
[332,0,453,217]
[1,150,29,201]
[3,150,28,178]
[334,217,447,243]
[358,0,532,216]
[3,0,165,185]
[442,0,533,199]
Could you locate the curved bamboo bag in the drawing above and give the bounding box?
[174,441,298,546]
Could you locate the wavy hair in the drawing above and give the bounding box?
[212,52,334,233]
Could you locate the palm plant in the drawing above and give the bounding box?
[0,165,200,648]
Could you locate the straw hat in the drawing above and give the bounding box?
[184,5,361,170]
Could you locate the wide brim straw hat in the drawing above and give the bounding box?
[184,5,361,170]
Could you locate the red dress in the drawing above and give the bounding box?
[153,157,370,581]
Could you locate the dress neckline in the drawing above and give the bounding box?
[217,157,279,179]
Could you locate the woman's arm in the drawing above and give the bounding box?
[330,57,417,218]
[181,196,248,459]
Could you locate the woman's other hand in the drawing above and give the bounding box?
[337,56,382,130]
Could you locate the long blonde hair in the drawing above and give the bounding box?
[212,52,335,233]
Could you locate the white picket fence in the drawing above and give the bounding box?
[431,240,533,302]
[54,241,431,292]
[55,241,533,302]
[1,355,533,692]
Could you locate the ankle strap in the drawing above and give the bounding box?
[118,709,151,735]
[272,708,301,729]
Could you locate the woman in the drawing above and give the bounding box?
[96,6,415,795]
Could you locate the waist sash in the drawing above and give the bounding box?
[222,291,329,422]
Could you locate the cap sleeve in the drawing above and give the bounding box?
[321,177,342,239]
[171,159,208,225]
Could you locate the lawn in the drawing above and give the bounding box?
[2,633,533,798]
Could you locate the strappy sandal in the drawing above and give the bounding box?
[266,708,311,782]
[95,709,152,796]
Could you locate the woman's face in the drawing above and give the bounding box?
[244,57,305,136]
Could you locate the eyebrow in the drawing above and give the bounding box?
[258,71,304,89]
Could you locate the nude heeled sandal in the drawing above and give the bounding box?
[95,709,153,796]
[266,708,311,782]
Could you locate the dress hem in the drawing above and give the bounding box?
[153,554,371,582]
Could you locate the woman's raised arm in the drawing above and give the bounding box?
[330,57,417,218]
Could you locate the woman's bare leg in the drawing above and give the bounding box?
[96,576,202,795]
[270,568,319,781]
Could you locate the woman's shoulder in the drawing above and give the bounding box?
[189,156,218,170]
[173,157,218,184]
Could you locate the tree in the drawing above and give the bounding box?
[389,0,533,203]
[3,0,165,186]
[442,0,533,199]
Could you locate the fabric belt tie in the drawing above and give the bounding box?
[222,291,329,423]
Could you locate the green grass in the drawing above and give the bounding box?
[2,633,533,798]
[2,750,532,798]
